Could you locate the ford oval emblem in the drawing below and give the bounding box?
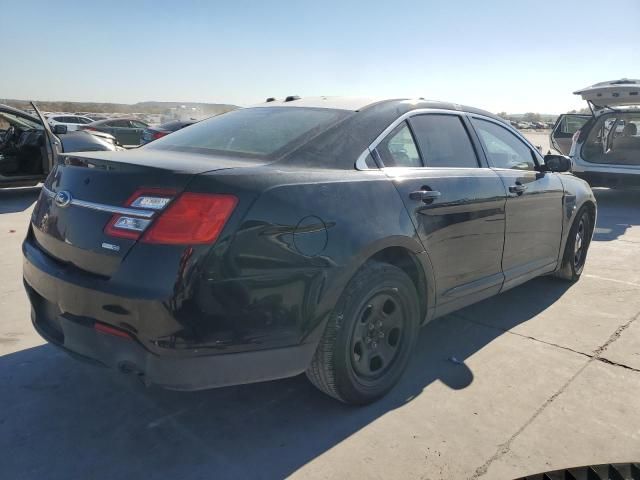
[54,190,72,208]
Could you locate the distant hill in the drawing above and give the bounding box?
[0,98,239,116]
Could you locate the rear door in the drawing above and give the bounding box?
[469,116,564,290]
[129,120,147,145]
[551,114,590,155]
[375,112,507,309]
[106,119,132,145]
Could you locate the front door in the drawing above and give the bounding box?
[550,114,591,155]
[373,113,507,310]
[469,116,564,290]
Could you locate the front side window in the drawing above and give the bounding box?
[557,115,589,135]
[375,122,422,168]
[471,118,536,170]
[409,114,478,168]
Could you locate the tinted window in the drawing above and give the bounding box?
[108,120,131,128]
[147,107,349,157]
[158,120,187,130]
[131,120,148,128]
[409,115,478,168]
[558,115,589,134]
[472,119,536,170]
[375,122,422,168]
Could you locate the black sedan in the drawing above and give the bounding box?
[23,97,596,404]
[140,119,197,145]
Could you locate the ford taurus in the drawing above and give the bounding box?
[23,97,596,404]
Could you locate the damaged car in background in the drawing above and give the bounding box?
[551,79,640,187]
[0,103,122,189]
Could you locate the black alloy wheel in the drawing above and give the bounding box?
[306,261,420,404]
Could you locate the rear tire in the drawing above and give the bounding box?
[306,261,420,404]
[555,207,592,281]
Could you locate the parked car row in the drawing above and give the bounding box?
[509,120,554,130]
[41,113,201,147]
[0,103,122,188]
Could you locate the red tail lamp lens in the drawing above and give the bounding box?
[142,193,238,245]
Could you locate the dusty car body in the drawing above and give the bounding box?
[0,103,121,189]
[80,118,149,146]
[23,97,596,404]
[551,79,640,187]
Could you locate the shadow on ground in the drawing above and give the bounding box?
[0,187,40,214]
[592,188,640,241]
[0,277,573,480]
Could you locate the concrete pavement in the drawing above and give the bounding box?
[0,186,638,480]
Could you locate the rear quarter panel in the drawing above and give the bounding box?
[185,166,430,352]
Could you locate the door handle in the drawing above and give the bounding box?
[508,183,527,195]
[409,189,441,203]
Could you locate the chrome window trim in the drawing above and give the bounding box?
[41,185,156,218]
[354,108,472,170]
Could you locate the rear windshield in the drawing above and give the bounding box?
[145,107,350,158]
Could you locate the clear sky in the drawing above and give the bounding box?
[2,0,638,113]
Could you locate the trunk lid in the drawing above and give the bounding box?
[31,149,265,277]
[574,79,640,108]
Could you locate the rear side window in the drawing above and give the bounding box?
[147,107,350,158]
[557,115,589,135]
[409,114,478,168]
[109,120,131,127]
[471,119,536,170]
[375,122,422,168]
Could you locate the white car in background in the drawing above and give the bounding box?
[47,114,94,132]
[551,79,640,187]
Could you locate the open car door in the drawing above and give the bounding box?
[550,113,591,155]
[31,102,61,174]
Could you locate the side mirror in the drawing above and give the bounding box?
[544,154,572,172]
[52,124,67,135]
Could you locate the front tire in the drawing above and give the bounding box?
[306,261,420,404]
[555,207,592,281]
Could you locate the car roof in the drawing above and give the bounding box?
[89,117,141,124]
[250,96,389,111]
[249,96,502,119]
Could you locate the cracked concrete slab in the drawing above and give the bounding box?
[481,360,640,479]
[456,275,640,357]
[600,317,640,372]
[1,180,639,480]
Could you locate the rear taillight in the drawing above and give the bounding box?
[104,189,237,245]
[152,131,168,140]
[142,193,238,245]
[105,188,176,240]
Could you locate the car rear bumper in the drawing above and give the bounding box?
[22,239,318,390]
